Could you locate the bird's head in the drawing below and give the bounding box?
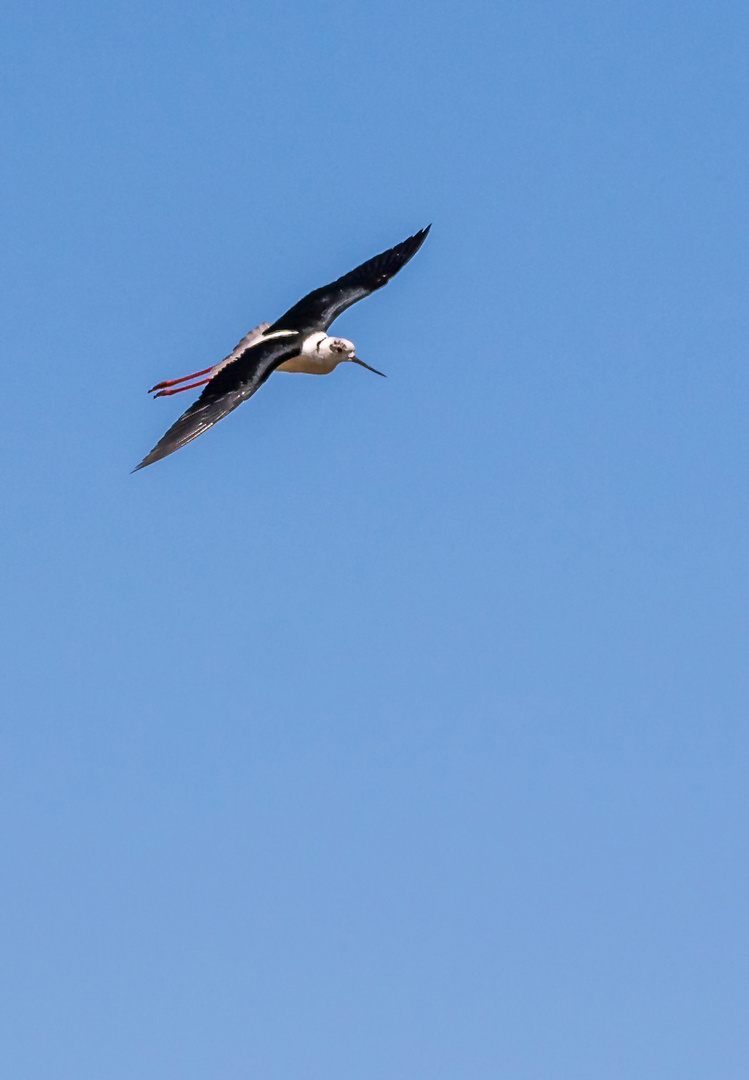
[302,333,386,377]
[322,336,356,362]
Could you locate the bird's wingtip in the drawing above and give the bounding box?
[396,225,431,261]
[410,224,431,249]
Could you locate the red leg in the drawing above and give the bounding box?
[153,377,211,398]
[148,366,214,393]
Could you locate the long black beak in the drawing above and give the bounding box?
[352,356,387,377]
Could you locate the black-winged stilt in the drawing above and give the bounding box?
[134,226,430,471]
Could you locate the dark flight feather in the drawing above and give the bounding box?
[267,226,431,335]
[133,333,301,470]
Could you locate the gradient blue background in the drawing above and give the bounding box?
[2,1,748,1076]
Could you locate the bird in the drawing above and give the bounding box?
[133,225,431,471]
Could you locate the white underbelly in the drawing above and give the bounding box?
[276,354,338,375]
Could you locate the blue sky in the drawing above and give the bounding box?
[2,1,748,1076]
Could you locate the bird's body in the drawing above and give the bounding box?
[134,226,430,471]
[276,341,346,375]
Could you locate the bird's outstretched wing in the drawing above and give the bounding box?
[267,226,431,335]
[134,331,301,470]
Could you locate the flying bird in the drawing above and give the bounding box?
[134,226,431,471]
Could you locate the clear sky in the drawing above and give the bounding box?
[2,1,748,1076]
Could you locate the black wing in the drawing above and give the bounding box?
[133,332,301,470]
[267,226,431,335]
